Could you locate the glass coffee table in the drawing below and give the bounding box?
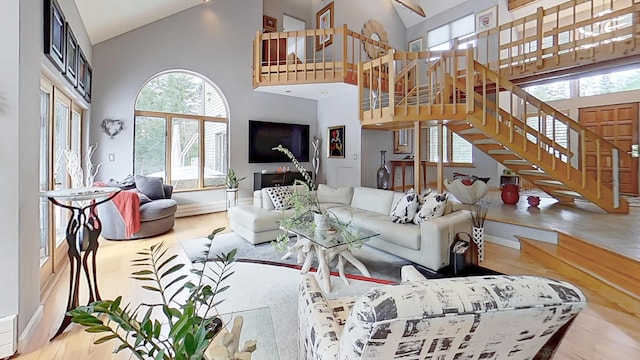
[280,213,379,292]
[205,307,279,360]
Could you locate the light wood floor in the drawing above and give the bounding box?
[17,211,640,359]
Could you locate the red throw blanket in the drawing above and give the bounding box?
[94,182,141,237]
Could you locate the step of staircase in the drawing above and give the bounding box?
[488,149,515,155]
[518,169,549,177]
[474,138,499,145]
[534,179,567,188]
[520,237,640,313]
[459,128,482,135]
[503,159,531,166]
[551,190,584,199]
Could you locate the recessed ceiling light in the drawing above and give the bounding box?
[285,90,292,93]
[321,91,328,94]
[375,123,383,126]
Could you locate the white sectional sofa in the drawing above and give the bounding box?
[228,185,473,271]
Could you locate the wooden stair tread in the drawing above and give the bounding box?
[488,149,515,155]
[473,138,499,145]
[503,159,530,165]
[534,179,567,188]
[551,190,584,199]
[518,169,549,177]
[519,238,640,315]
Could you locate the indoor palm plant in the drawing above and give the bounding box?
[68,228,236,360]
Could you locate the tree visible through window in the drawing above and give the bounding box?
[134,71,229,191]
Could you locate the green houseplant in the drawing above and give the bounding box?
[69,228,236,360]
[225,168,246,189]
[271,145,363,253]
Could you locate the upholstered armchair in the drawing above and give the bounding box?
[98,177,178,240]
[298,266,586,360]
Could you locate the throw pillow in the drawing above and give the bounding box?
[265,186,293,210]
[390,189,420,224]
[317,184,354,205]
[135,190,152,205]
[414,192,449,224]
[135,175,166,200]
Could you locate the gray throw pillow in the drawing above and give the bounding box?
[135,175,165,200]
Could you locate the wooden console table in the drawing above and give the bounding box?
[390,160,427,192]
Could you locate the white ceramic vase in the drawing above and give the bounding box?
[472,226,485,262]
[314,212,330,230]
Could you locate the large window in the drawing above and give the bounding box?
[427,14,475,51]
[427,126,473,164]
[134,71,229,191]
[524,80,571,102]
[578,68,640,97]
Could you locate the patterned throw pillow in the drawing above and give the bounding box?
[390,189,420,224]
[414,192,449,224]
[265,187,293,210]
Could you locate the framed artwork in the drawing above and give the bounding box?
[76,48,87,96]
[43,0,66,72]
[327,125,345,158]
[315,1,334,51]
[84,63,92,103]
[476,6,498,32]
[394,129,413,154]
[65,24,78,86]
[408,37,423,52]
[263,15,277,33]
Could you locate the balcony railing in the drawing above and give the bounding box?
[253,25,393,87]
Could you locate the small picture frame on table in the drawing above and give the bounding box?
[263,15,277,33]
[327,125,345,158]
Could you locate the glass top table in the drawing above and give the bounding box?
[205,307,279,360]
[280,212,379,292]
[284,212,379,249]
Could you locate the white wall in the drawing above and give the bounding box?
[0,0,48,344]
[90,0,317,201]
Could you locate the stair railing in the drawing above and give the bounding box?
[469,60,630,208]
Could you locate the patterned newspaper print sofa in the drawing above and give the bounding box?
[298,269,586,360]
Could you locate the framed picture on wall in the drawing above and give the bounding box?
[476,6,498,32]
[76,48,87,96]
[65,24,79,86]
[327,125,345,158]
[315,1,334,51]
[44,0,66,72]
[408,37,423,52]
[263,15,277,33]
[394,129,413,154]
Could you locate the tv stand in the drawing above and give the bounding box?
[253,171,313,191]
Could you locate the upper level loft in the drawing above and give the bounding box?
[253,0,640,92]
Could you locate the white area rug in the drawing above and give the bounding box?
[207,261,389,360]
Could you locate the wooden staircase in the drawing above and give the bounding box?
[359,49,631,213]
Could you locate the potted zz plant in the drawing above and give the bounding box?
[226,168,246,209]
[69,228,236,360]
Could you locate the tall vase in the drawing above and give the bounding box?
[472,226,485,262]
[376,150,390,190]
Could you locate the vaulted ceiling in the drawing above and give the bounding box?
[75,0,468,45]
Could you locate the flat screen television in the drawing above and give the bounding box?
[248,120,310,163]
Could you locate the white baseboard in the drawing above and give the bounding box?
[485,235,521,250]
[0,315,17,359]
[17,305,43,354]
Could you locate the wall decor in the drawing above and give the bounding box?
[263,15,277,33]
[476,6,498,32]
[44,0,66,72]
[84,64,92,103]
[394,129,413,154]
[315,1,334,51]
[65,24,79,86]
[362,19,389,59]
[327,125,345,158]
[408,37,423,52]
[101,118,124,139]
[76,48,87,96]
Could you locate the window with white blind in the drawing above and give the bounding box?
[427,14,475,50]
[427,126,473,164]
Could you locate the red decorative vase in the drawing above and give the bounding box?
[501,183,520,205]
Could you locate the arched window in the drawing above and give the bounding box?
[134,71,229,191]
